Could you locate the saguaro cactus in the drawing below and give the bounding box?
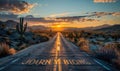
[16,18,27,43]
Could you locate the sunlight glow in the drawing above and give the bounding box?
[57,25,61,28]
[51,24,63,31]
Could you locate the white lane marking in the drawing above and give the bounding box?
[70,42,78,48]
[0,67,5,70]
[0,58,20,70]
[85,53,89,56]
[83,52,90,56]
[11,58,20,63]
[94,59,111,71]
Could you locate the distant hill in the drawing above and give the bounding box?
[63,24,111,31]
[0,20,49,31]
[5,20,18,29]
[92,24,110,30]
[0,20,18,29]
[96,24,120,32]
[29,25,49,30]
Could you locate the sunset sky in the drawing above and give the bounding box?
[0,0,120,28]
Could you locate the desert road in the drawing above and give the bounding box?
[0,32,118,71]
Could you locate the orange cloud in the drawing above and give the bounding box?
[0,0,36,14]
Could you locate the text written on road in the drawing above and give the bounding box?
[21,58,92,65]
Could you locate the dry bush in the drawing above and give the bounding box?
[8,48,16,55]
[0,43,10,57]
[0,43,17,57]
[77,38,90,52]
[95,43,120,69]
[95,43,120,62]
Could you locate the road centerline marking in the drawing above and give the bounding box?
[94,59,111,71]
[0,58,20,70]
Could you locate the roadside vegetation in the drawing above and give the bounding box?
[62,30,120,70]
[0,18,55,58]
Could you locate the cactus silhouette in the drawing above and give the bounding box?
[16,18,27,43]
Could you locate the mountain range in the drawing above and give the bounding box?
[0,20,18,29]
[96,24,120,32]
[0,20,120,32]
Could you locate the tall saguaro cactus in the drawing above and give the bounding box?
[16,18,27,43]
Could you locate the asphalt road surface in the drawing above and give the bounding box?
[0,32,118,71]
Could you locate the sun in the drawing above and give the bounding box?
[51,24,63,31]
[56,25,61,28]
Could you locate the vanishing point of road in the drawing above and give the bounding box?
[0,32,118,71]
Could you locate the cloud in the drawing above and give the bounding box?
[94,0,117,3]
[45,16,99,23]
[25,15,34,18]
[22,16,99,26]
[0,13,18,18]
[0,13,18,21]
[88,12,120,17]
[0,12,118,27]
[78,18,99,22]
[90,12,112,17]
[47,12,120,22]
[0,0,35,14]
[49,12,73,17]
[44,17,65,22]
[111,12,120,16]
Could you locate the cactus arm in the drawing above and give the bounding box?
[23,22,27,32]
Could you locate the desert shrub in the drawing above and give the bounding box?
[77,38,90,52]
[0,42,17,57]
[8,48,16,55]
[95,43,120,61]
[111,34,120,41]
[67,32,74,39]
[112,56,120,69]
[94,42,120,69]
[6,30,12,35]
[0,43,10,57]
